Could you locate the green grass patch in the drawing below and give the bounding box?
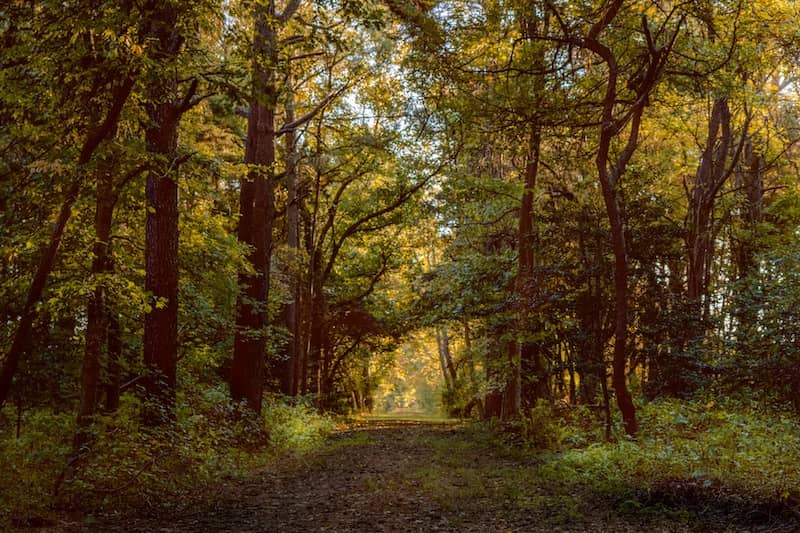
[550,400,800,504]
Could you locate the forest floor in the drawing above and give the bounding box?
[67,418,798,532]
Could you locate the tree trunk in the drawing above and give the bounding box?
[580,0,680,433]
[142,5,187,424]
[231,1,280,413]
[515,2,550,412]
[281,77,301,395]
[305,281,326,397]
[591,31,645,436]
[687,97,732,305]
[462,316,475,380]
[600,180,637,435]
[435,328,452,393]
[75,168,116,445]
[441,326,456,385]
[666,96,735,397]
[733,138,763,348]
[596,105,639,435]
[734,138,763,280]
[516,124,550,407]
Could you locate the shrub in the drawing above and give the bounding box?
[501,400,567,451]
[0,390,335,528]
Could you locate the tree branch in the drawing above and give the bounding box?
[276,85,349,137]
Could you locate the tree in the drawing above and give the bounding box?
[140,1,207,424]
[0,1,140,411]
[231,0,303,413]
[543,0,682,435]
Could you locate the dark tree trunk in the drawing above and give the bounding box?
[75,168,116,446]
[440,327,456,385]
[735,140,763,279]
[462,316,475,381]
[733,139,763,348]
[0,76,135,411]
[517,125,550,407]
[230,0,299,413]
[583,1,674,434]
[687,98,732,305]
[307,288,326,396]
[281,81,301,395]
[142,104,181,423]
[577,0,680,433]
[104,310,122,412]
[664,96,739,398]
[515,2,550,412]
[142,5,188,424]
[436,328,453,394]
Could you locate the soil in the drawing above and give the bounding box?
[70,419,799,532]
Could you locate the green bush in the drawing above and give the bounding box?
[262,397,335,453]
[541,399,800,505]
[498,400,567,451]
[0,390,335,528]
[0,410,73,524]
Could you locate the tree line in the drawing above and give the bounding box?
[409,0,800,434]
[1,0,800,450]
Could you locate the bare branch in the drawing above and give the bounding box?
[276,84,349,136]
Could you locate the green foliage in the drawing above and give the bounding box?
[505,400,568,451]
[0,410,73,523]
[725,238,800,412]
[261,398,335,453]
[539,400,800,507]
[0,391,334,527]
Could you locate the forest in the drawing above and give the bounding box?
[2,0,800,530]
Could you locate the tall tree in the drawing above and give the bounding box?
[141,1,200,423]
[546,0,682,434]
[0,1,139,411]
[232,0,302,412]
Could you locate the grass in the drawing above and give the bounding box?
[396,399,800,530]
[0,391,336,529]
[364,410,462,424]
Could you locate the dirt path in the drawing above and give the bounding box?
[90,420,796,532]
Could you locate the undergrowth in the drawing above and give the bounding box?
[500,398,800,521]
[0,388,334,528]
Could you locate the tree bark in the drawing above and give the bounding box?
[582,1,671,435]
[281,76,301,395]
[231,1,285,413]
[440,326,456,385]
[735,139,763,279]
[141,5,188,424]
[516,124,550,408]
[435,328,452,393]
[687,97,732,305]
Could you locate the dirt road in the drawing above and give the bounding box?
[92,419,797,532]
